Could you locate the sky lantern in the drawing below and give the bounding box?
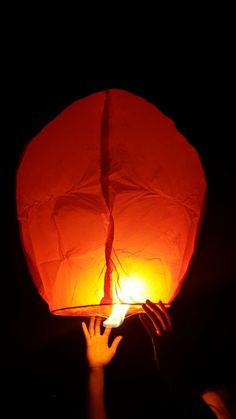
[16,89,206,327]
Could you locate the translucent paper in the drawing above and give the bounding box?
[16,89,206,320]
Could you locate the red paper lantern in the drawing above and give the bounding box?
[16,89,206,326]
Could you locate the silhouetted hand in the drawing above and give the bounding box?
[139,300,216,418]
[139,298,184,398]
[139,299,174,370]
[140,299,172,337]
[82,317,123,369]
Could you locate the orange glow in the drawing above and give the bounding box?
[16,89,206,326]
[104,273,151,327]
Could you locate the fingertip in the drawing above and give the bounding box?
[118,335,123,346]
[139,313,146,325]
[81,321,87,330]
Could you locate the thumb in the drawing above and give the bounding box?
[110,335,123,353]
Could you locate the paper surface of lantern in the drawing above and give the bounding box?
[16,89,206,326]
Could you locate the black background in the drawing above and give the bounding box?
[1,26,235,418]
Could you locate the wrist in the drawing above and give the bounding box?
[89,366,104,372]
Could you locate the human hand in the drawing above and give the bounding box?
[139,299,172,338]
[82,317,123,369]
[140,301,216,417]
[139,300,175,372]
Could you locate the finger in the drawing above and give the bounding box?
[142,303,165,335]
[110,336,123,353]
[158,300,173,332]
[103,326,112,338]
[81,322,90,342]
[139,313,161,337]
[89,317,95,337]
[95,318,101,335]
[145,300,169,332]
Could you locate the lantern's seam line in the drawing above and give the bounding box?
[100,90,114,304]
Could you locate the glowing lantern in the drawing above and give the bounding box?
[16,89,206,327]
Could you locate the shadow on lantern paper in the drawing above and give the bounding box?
[16,89,206,327]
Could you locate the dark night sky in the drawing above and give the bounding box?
[1,35,235,417]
